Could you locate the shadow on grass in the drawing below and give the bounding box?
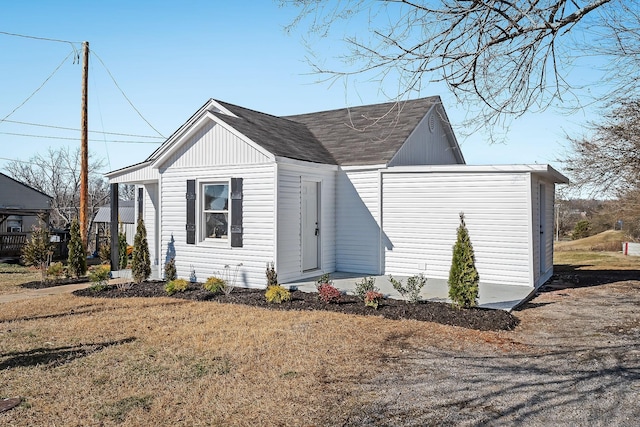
[0,337,136,370]
[541,265,640,292]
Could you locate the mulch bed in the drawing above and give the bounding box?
[21,277,92,289]
[73,281,519,331]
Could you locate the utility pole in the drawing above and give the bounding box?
[80,41,89,248]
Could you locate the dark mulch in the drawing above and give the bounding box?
[74,281,519,331]
[21,277,91,289]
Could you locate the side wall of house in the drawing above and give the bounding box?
[160,164,276,288]
[388,105,463,167]
[277,163,336,283]
[382,171,534,287]
[335,169,381,274]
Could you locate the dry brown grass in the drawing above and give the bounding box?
[0,263,39,295]
[554,250,640,270]
[0,287,493,426]
[555,230,627,252]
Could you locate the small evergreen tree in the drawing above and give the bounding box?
[118,230,128,269]
[67,218,87,278]
[571,219,592,240]
[164,257,177,281]
[448,213,479,308]
[131,217,151,284]
[22,225,53,283]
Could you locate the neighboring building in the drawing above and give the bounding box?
[92,200,136,250]
[106,97,568,294]
[0,173,52,257]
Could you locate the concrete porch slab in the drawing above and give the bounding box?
[283,272,534,312]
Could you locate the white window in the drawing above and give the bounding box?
[202,182,229,240]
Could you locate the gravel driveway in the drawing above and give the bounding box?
[345,274,640,426]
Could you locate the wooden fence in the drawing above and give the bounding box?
[0,233,27,257]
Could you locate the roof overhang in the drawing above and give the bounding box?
[383,164,570,184]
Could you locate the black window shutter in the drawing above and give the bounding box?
[230,178,243,247]
[186,180,196,244]
[137,188,143,218]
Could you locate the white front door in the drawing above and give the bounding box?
[302,180,320,271]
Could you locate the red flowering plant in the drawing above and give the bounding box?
[316,273,341,303]
[364,290,384,309]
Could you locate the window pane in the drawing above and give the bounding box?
[204,184,229,211]
[205,212,228,238]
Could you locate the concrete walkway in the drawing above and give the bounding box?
[284,272,535,312]
[0,279,133,304]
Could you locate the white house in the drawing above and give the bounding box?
[106,97,568,293]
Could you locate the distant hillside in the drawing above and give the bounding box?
[555,230,627,252]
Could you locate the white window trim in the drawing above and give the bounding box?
[199,179,231,246]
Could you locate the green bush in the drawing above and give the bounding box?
[118,231,128,269]
[131,218,151,284]
[165,279,188,295]
[354,276,378,300]
[204,276,226,293]
[89,264,111,290]
[571,219,592,240]
[46,261,65,281]
[67,218,87,278]
[448,213,479,308]
[389,273,426,303]
[164,257,177,282]
[98,243,111,264]
[22,225,54,283]
[265,285,291,304]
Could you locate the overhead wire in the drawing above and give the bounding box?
[92,51,166,138]
[0,119,164,139]
[0,50,75,124]
[0,131,161,143]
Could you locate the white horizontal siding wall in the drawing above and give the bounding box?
[336,170,380,274]
[159,120,270,170]
[143,183,159,269]
[389,105,462,166]
[382,171,533,287]
[160,164,276,289]
[276,163,336,283]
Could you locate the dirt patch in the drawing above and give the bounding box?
[73,281,519,331]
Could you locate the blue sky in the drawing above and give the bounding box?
[0,1,602,175]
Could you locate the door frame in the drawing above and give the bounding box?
[539,183,547,276]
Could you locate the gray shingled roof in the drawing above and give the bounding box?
[214,101,338,165]
[285,96,441,166]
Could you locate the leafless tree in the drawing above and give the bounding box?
[283,0,639,135]
[4,146,110,229]
[562,99,640,196]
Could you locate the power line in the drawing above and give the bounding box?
[0,30,81,45]
[0,50,74,123]
[0,118,165,139]
[92,51,165,138]
[0,131,162,144]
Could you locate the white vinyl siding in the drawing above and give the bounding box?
[335,170,380,274]
[382,171,532,286]
[160,164,276,289]
[159,120,270,170]
[142,183,159,268]
[276,163,336,283]
[108,163,159,184]
[389,106,463,166]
